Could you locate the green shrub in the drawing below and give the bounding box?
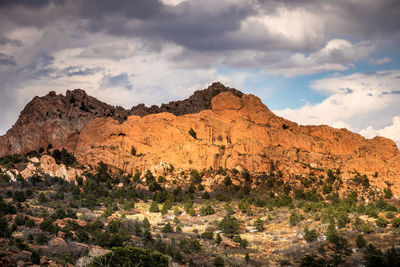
[385,211,395,219]
[25,219,35,227]
[157,176,165,183]
[300,254,327,267]
[149,202,159,213]
[304,226,318,243]
[201,231,214,240]
[179,239,202,254]
[326,223,338,243]
[173,206,181,216]
[31,250,41,265]
[329,234,352,266]
[202,191,210,199]
[90,246,168,267]
[184,198,193,213]
[218,214,240,237]
[0,216,11,238]
[13,191,26,202]
[216,194,231,202]
[238,199,250,213]
[225,204,234,216]
[36,232,49,245]
[361,224,374,234]
[200,203,215,216]
[376,217,388,228]
[223,176,232,186]
[289,211,304,226]
[384,188,393,199]
[51,148,76,167]
[242,170,251,182]
[356,234,367,248]
[232,235,248,248]
[188,128,197,139]
[215,233,222,245]
[189,207,196,216]
[213,256,225,267]
[40,218,59,234]
[254,217,264,232]
[392,217,400,228]
[108,220,122,233]
[323,183,333,194]
[336,212,350,228]
[162,222,173,233]
[351,173,370,188]
[130,146,136,156]
[14,214,27,226]
[161,201,172,215]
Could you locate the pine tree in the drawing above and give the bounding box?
[149,202,159,213]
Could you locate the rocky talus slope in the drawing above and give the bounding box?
[1,83,399,194]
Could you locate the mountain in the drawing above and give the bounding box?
[1,83,400,194]
[0,82,241,156]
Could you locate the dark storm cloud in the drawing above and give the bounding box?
[257,0,400,39]
[1,0,399,55]
[382,90,400,95]
[0,0,260,52]
[78,0,257,52]
[62,65,102,77]
[0,36,22,46]
[79,0,164,20]
[0,0,65,9]
[0,53,16,66]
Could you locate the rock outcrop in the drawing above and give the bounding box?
[1,83,400,194]
[0,82,241,156]
[0,89,129,156]
[71,91,400,195]
[18,155,81,182]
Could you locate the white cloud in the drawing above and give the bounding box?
[360,116,400,148]
[244,7,325,51]
[370,56,391,65]
[275,70,400,147]
[0,27,251,135]
[264,39,375,77]
[160,0,187,6]
[0,0,398,139]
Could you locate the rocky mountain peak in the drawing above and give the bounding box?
[0,83,243,156]
[1,82,400,195]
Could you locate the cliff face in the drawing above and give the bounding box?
[0,89,130,156]
[0,82,240,155]
[72,91,400,195]
[1,83,400,194]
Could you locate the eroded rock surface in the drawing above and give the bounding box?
[1,83,399,195]
[0,82,241,156]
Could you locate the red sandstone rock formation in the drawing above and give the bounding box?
[1,83,399,194]
[0,82,241,156]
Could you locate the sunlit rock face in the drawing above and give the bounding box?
[1,83,400,195]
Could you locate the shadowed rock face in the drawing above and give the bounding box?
[0,82,241,155]
[130,82,243,116]
[0,89,130,156]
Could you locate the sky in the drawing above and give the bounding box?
[0,0,399,147]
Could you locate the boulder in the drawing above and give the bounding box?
[6,170,16,182]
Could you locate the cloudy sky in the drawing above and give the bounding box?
[0,0,399,147]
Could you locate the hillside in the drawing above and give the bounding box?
[72,90,400,196]
[2,83,398,195]
[1,83,400,266]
